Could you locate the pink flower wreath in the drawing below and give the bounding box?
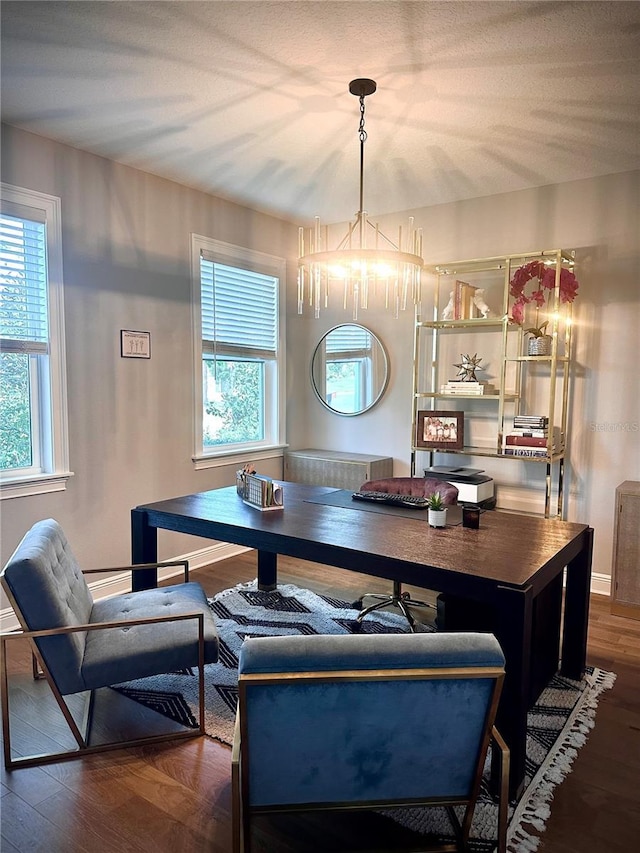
[509,261,579,325]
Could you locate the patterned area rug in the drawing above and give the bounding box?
[115,580,616,853]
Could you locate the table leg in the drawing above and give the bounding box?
[131,508,159,591]
[492,583,533,800]
[257,550,277,591]
[561,527,593,680]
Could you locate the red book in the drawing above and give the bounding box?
[505,434,551,447]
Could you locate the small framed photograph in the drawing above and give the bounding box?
[121,330,151,359]
[416,410,464,450]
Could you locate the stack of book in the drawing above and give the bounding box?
[503,416,564,457]
[440,380,495,396]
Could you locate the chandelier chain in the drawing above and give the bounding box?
[358,95,367,144]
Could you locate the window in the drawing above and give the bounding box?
[191,236,285,464]
[0,184,70,498]
[322,324,376,414]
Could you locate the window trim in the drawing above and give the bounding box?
[190,234,286,466]
[0,184,72,499]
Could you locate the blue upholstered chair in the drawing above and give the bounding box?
[232,631,509,853]
[355,476,459,630]
[0,518,219,769]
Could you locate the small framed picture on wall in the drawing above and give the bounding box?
[120,330,151,359]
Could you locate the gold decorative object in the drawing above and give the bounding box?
[454,353,483,382]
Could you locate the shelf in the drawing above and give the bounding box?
[412,248,575,519]
[418,318,506,330]
[415,392,519,402]
[428,248,576,276]
[412,445,566,462]
[506,355,570,363]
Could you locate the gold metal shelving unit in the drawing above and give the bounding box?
[410,249,575,518]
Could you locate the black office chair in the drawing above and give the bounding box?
[353,477,459,631]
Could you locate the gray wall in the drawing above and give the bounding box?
[290,171,640,583]
[1,122,638,596]
[0,124,296,584]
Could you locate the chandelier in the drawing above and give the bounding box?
[297,78,424,319]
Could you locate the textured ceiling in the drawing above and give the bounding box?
[2,1,639,223]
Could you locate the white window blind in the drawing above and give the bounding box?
[200,255,278,358]
[325,324,372,356]
[0,213,49,354]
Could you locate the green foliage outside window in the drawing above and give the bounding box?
[0,353,32,469]
[203,359,263,446]
[326,360,361,414]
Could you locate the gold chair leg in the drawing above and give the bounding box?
[2,630,205,770]
[492,727,511,853]
[31,648,45,680]
[231,713,243,853]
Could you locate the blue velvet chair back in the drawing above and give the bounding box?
[237,632,504,809]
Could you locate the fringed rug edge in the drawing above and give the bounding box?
[505,667,617,853]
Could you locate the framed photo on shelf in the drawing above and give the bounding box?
[416,410,464,451]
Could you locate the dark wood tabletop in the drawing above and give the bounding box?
[134,482,588,596]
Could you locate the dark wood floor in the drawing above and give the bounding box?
[2,552,639,852]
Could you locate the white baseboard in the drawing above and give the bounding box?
[590,571,611,598]
[1,544,612,633]
[0,541,249,633]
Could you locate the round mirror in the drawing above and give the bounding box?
[310,324,389,416]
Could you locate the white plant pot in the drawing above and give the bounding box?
[428,508,447,528]
[528,335,553,356]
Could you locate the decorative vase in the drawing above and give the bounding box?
[428,508,447,528]
[528,335,552,356]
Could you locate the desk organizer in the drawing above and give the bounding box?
[236,471,284,511]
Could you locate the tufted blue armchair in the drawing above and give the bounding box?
[0,518,219,769]
[232,631,509,853]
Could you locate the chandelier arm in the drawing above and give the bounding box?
[335,220,359,251]
[365,219,400,251]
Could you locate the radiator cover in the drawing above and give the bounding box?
[284,449,393,491]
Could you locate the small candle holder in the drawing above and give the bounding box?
[462,506,481,529]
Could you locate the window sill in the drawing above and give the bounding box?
[192,445,287,471]
[0,471,74,500]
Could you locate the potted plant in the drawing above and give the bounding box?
[524,320,552,356]
[427,492,447,528]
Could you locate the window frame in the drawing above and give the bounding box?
[0,184,71,499]
[190,234,286,469]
